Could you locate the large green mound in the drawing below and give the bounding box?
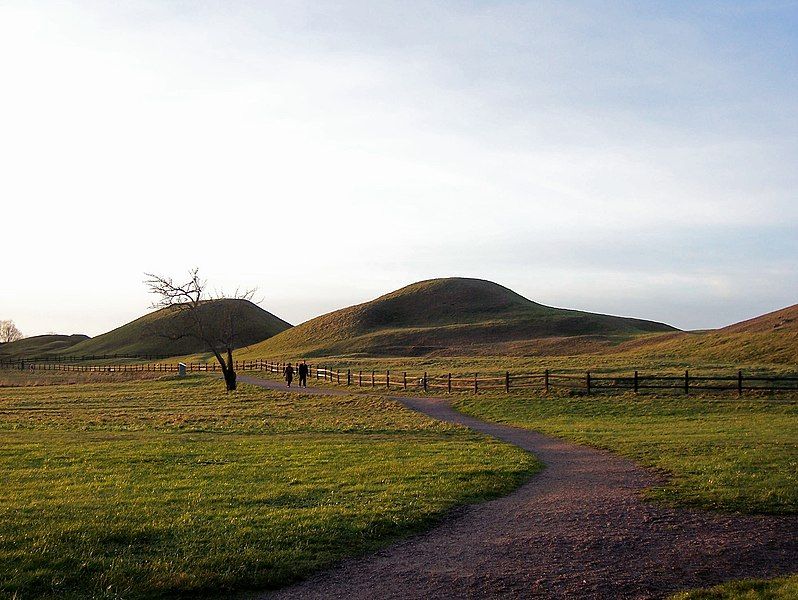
[619,303,798,366]
[245,278,676,358]
[64,299,291,358]
[0,334,90,359]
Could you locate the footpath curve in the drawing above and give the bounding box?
[238,375,798,599]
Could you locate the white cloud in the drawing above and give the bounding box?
[1,1,795,335]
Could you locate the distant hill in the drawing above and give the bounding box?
[63,299,291,358]
[0,334,90,359]
[243,278,677,358]
[618,304,798,366]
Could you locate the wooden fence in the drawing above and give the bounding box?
[298,365,798,395]
[3,357,797,395]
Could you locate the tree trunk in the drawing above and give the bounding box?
[224,347,237,391]
[212,348,237,392]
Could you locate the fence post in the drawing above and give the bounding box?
[634,370,639,393]
[371,370,375,388]
[474,373,478,395]
[447,373,452,393]
[738,370,743,396]
[684,370,689,395]
[347,369,351,386]
[505,371,510,393]
[544,369,549,393]
[403,372,407,390]
[423,372,428,392]
[386,370,390,389]
[586,371,591,395]
[359,371,362,386]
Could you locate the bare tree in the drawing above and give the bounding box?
[0,320,23,343]
[144,269,256,391]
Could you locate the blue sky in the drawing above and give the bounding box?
[1,1,796,335]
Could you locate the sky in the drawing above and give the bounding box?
[1,0,796,336]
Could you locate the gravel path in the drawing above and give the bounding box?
[242,375,798,599]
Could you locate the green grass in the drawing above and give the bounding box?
[0,375,538,599]
[671,575,798,599]
[454,393,798,514]
[229,351,798,382]
[0,369,166,387]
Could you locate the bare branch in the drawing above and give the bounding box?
[143,269,257,392]
[144,268,205,310]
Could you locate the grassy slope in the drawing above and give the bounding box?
[0,334,90,358]
[618,304,798,366]
[0,376,537,599]
[670,575,798,599]
[454,393,798,515]
[63,299,291,358]
[234,305,798,375]
[244,278,676,358]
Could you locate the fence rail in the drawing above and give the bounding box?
[3,357,797,396]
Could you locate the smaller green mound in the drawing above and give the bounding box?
[0,334,90,359]
[64,299,291,358]
[245,278,676,358]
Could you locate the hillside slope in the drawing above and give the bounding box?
[242,278,676,358]
[720,304,797,334]
[63,299,291,358]
[618,304,798,366]
[0,334,90,358]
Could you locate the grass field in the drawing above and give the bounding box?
[0,369,166,387]
[454,392,798,515]
[229,352,798,381]
[0,375,538,599]
[671,575,798,599]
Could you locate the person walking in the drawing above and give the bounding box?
[284,362,295,387]
[298,361,308,387]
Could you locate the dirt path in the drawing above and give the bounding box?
[242,375,798,599]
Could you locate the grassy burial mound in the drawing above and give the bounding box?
[0,334,90,359]
[244,278,676,358]
[619,303,798,367]
[63,299,291,358]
